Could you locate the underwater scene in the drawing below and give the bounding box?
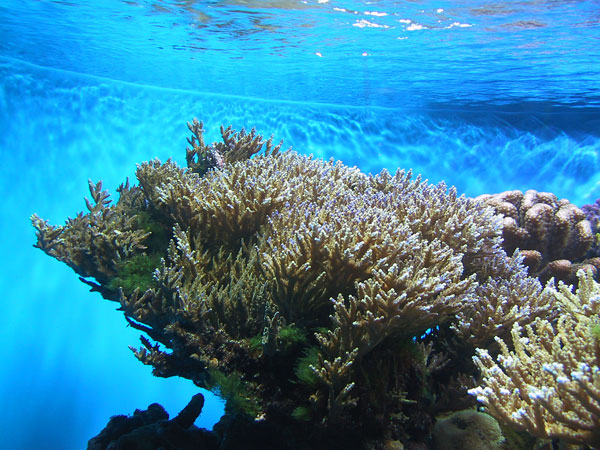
[1,0,600,449]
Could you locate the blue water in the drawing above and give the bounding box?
[1,1,599,449]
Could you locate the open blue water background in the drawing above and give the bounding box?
[1,1,599,448]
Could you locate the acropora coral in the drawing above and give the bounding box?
[32,119,587,449]
[469,269,600,448]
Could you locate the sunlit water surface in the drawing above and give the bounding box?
[1,1,599,448]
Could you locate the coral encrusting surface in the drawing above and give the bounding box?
[33,120,578,449]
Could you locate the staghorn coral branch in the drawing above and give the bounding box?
[219,124,282,162]
[470,270,600,447]
[85,179,112,212]
[453,249,556,348]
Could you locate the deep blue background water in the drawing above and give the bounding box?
[1,1,599,448]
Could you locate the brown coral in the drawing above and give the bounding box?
[185,118,283,176]
[470,269,600,447]
[32,120,556,447]
[31,179,152,293]
[453,250,556,349]
[432,409,505,450]
[477,189,594,285]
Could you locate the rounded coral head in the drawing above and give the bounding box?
[432,409,504,450]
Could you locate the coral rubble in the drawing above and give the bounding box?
[33,120,579,448]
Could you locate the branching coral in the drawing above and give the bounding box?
[314,250,471,421]
[453,250,556,349]
[469,269,600,447]
[32,119,557,447]
[186,118,283,176]
[477,189,595,285]
[31,179,154,293]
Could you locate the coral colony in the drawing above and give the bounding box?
[32,120,600,449]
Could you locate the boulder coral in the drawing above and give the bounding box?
[432,409,504,450]
[32,120,558,448]
[582,199,600,234]
[582,198,600,258]
[477,189,596,285]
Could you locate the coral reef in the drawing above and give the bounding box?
[477,189,596,285]
[33,120,562,448]
[469,269,600,448]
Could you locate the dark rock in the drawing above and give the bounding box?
[87,393,218,450]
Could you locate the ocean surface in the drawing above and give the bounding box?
[1,0,599,448]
